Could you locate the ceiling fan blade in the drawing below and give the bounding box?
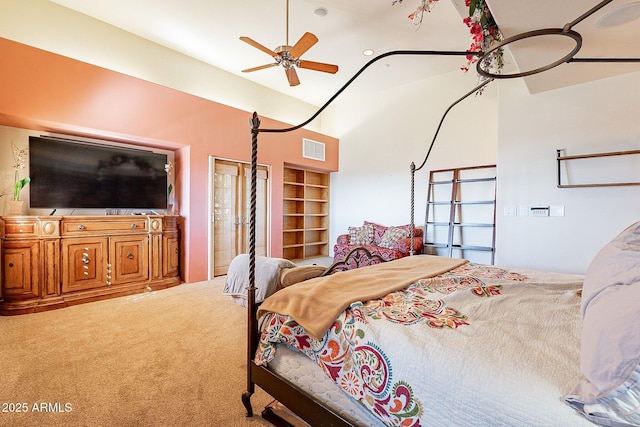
[241,63,279,73]
[239,36,278,57]
[289,32,318,59]
[286,68,300,86]
[298,60,339,74]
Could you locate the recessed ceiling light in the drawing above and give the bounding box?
[594,1,640,28]
[313,7,328,17]
[363,49,375,56]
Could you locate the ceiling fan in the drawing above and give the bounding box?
[239,0,339,87]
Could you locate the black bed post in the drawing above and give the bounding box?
[242,112,260,417]
[410,161,416,256]
[239,50,488,421]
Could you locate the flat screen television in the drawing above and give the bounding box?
[29,136,169,210]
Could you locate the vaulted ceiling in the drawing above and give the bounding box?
[50,0,640,106]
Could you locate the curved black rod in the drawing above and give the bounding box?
[569,57,640,63]
[476,0,618,79]
[408,76,494,255]
[253,49,483,134]
[243,48,485,417]
[413,77,494,173]
[563,0,612,32]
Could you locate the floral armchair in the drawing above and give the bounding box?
[333,221,423,266]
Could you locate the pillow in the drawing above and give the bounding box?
[279,265,328,289]
[379,226,410,249]
[349,224,374,245]
[565,222,640,426]
[364,221,387,245]
[364,221,415,245]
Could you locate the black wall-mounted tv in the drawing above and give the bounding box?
[29,136,168,210]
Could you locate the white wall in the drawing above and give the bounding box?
[495,71,640,274]
[325,66,640,275]
[323,71,499,251]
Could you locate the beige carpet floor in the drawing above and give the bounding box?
[0,277,274,427]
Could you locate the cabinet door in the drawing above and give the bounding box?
[62,238,108,292]
[163,234,180,277]
[110,235,149,285]
[2,240,40,299]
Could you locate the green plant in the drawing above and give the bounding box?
[13,177,30,201]
[165,161,174,203]
[11,143,30,201]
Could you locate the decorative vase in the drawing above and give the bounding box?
[7,200,24,215]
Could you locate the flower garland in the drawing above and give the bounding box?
[393,0,504,75]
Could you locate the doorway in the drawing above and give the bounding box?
[211,158,269,277]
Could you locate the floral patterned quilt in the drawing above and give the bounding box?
[256,262,593,426]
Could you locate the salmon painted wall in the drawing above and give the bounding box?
[0,37,339,283]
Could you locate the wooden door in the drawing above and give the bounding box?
[2,240,40,299]
[163,233,180,278]
[109,235,149,285]
[61,237,108,292]
[212,160,268,276]
[243,165,268,259]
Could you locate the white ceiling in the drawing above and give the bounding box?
[50,0,640,106]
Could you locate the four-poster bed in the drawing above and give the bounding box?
[240,48,487,425]
[240,1,640,425]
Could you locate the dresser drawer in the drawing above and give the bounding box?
[4,220,39,238]
[1,217,58,239]
[61,217,149,236]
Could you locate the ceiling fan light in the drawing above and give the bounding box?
[594,1,640,28]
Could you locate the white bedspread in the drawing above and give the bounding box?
[257,262,594,426]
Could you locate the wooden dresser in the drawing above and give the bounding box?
[0,215,181,315]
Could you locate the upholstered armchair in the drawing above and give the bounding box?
[333,221,423,266]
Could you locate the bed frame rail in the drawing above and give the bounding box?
[242,246,386,425]
[248,362,352,427]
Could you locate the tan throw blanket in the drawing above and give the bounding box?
[258,255,467,340]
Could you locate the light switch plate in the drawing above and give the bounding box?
[504,205,517,216]
[530,206,550,216]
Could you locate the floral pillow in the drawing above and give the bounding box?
[379,226,410,249]
[364,221,388,245]
[349,224,374,245]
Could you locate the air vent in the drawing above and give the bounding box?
[302,138,325,162]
